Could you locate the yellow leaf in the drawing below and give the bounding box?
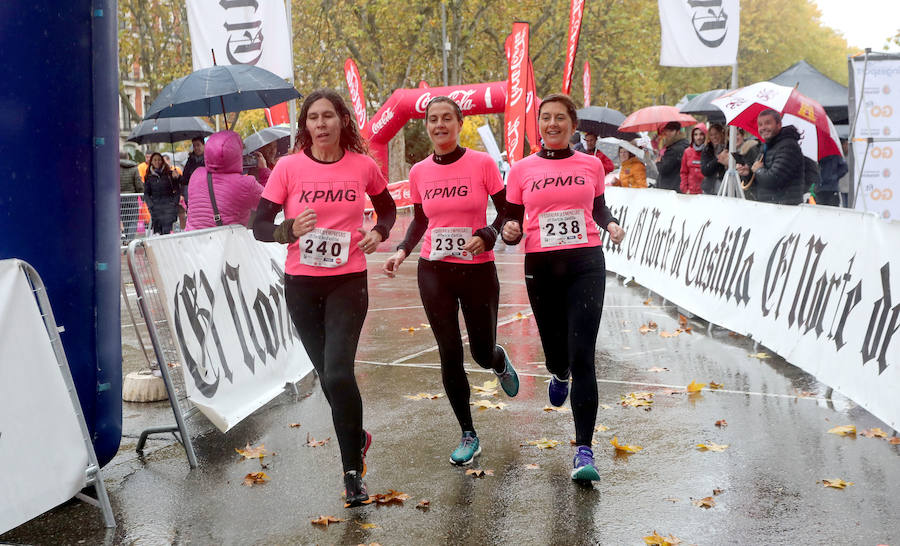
[543,405,571,413]
[472,379,499,395]
[358,523,379,529]
[595,424,609,432]
[659,330,680,338]
[639,321,658,334]
[696,443,729,452]
[610,436,643,453]
[371,489,410,505]
[678,314,689,327]
[860,427,888,438]
[470,399,506,410]
[621,392,654,408]
[748,352,771,359]
[827,425,857,436]
[686,380,706,393]
[404,392,445,400]
[305,433,330,447]
[691,496,716,509]
[523,438,561,449]
[242,471,270,486]
[401,326,419,333]
[889,437,900,445]
[821,478,854,489]
[311,515,344,527]
[709,382,723,390]
[235,443,267,460]
[644,531,682,545]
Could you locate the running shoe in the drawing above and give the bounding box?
[343,470,373,508]
[548,373,570,407]
[361,429,372,477]
[450,431,482,466]
[570,445,601,482]
[495,346,519,397]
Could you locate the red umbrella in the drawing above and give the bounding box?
[618,106,698,133]
[711,82,842,160]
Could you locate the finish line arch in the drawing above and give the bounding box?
[361,81,507,178]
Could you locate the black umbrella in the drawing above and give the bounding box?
[243,125,291,155]
[679,88,728,119]
[126,116,214,145]
[576,106,637,139]
[144,65,301,128]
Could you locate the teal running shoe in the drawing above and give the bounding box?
[495,346,519,397]
[450,431,482,466]
[571,446,601,481]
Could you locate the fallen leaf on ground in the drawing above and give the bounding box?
[827,425,857,436]
[404,392,445,400]
[465,468,494,478]
[715,419,728,427]
[289,423,301,428]
[686,380,706,393]
[599,404,612,410]
[235,443,267,460]
[647,367,669,373]
[643,297,653,305]
[621,392,654,408]
[595,424,609,432]
[401,326,420,333]
[472,379,499,393]
[358,523,379,529]
[644,531,682,545]
[311,515,344,527]
[696,443,729,452]
[709,382,723,390]
[371,489,410,505]
[543,405,571,413]
[691,496,716,509]
[663,497,680,503]
[515,312,526,320]
[713,488,725,495]
[860,427,888,438]
[471,400,506,410]
[639,321,659,334]
[659,330,680,338]
[523,438,561,449]
[748,352,770,359]
[678,314,689,327]
[416,500,430,511]
[610,436,643,453]
[524,463,541,470]
[793,389,817,398]
[821,478,854,489]
[889,437,900,445]
[167,362,180,368]
[306,433,330,447]
[420,323,431,329]
[242,472,270,486]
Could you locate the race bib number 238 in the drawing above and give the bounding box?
[300,228,351,268]
[538,209,587,248]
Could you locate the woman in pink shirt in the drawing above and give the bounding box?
[502,94,626,483]
[252,89,396,507]
[382,97,519,466]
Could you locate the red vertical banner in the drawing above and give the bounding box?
[525,57,540,154]
[504,22,530,165]
[562,0,586,95]
[344,58,368,129]
[582,60,591,108]
[265,103,291,126]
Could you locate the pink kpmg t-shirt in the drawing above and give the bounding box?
[261,150,387,276]
[505,152,605,254]
[409,149,504,264]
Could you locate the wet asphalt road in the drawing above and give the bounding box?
[3,246,899,545]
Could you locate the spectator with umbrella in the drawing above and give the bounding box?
[680,123,707,194]
[700,122,728,195]
[656,122,689,192]
[573,132,615,174]
[182,136,206,193]
[143,152,182,235]
[738,109,805,205]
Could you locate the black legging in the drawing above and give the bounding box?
[285,271,367,473]
[417,259,505,433]
[524,246,606,446]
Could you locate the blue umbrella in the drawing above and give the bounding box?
[126,116,214,145]
[144,65,301,126]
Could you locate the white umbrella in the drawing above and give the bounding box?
[598,137,644,159]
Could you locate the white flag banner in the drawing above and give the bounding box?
[187,0,292,79]
[659,0,740,67]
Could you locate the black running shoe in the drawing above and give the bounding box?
[343,470,372,508]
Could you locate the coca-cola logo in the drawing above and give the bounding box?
[345,66,366,125]
[371,107,394,135]
[508,29,527,108]
[414,89,479,114]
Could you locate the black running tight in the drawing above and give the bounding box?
[524,246,606,446]
[285,271,367,473]
[417,259,505,433]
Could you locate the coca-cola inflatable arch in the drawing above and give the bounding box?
[361,81,507,178]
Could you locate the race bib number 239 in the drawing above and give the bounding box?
[538,209,587,248]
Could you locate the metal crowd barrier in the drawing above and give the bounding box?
[120,193,184,246]
[126,239,200,468]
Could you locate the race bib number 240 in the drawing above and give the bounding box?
[300,228,351,268]
[538,209,587,248]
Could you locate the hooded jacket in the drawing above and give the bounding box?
[656,133,688,191]
[120,158,143,193]
[186,131,268,231]
[755,125,805,205]
[618,156,647,188]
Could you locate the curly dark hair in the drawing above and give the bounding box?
[147,152,172,177]
[296,89,368,155]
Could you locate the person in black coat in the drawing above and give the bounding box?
[655,121,689,192]
[143,152,182,234]
[700,123,728,195]
[740,110,805,205]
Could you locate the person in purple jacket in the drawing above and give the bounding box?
[185,130,270,231]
